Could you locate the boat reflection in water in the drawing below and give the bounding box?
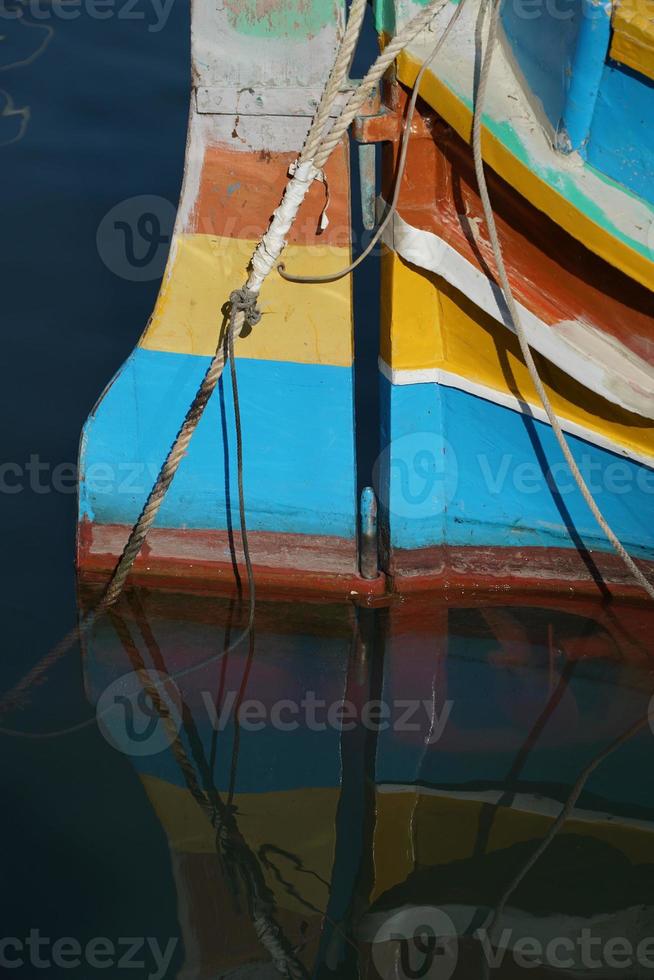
[82,588,654,978]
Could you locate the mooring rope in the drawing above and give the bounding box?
[109,606,308,979]
[0,297,257,723]
[0,0,451,721]
[280,0,468,285]
[472,0,654,602]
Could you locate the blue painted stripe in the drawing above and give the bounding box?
[378,377,654,558]
[500,0,582,134]
[588,62,654,205]
[79,347,357,539]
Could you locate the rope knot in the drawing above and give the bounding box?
[229,287,261,338]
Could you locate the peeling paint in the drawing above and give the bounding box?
[224,0,334,39]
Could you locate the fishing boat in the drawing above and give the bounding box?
[76,0,654,601]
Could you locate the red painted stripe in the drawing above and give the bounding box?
[77,520,654,602]
[77,520,386,601]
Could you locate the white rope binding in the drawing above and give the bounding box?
[247,160,320,293]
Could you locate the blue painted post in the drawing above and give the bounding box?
[558,0,612,154]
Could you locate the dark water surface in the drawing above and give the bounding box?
[3,4,654,980]
[0,2,189,972]
[4,584,654,978]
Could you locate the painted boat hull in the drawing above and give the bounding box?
[76,0,654,597]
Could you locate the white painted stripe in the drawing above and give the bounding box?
[379,357,654,469]
[383,208,654,421]
[376,782,654,834]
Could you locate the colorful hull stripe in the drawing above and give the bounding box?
[394,0,654,289]
[380,375,654,558]
[80,348,357,540]
[380,249,654,466]
[142,234,353,365]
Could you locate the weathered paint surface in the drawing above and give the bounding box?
[500,0,583,136]
[225,0,335,38]
[559,0,612,152]
[380,248,654,464]
[390,0,654,287]
[587,60,654,203]
[80,349,357,537]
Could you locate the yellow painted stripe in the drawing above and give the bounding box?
[140,775,339,913]
[611,0,654,80]
[371,789,654,902]
[382,249,654,462]
[396,50,654,291]
[140,234,353,366]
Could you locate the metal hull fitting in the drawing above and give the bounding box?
[77,0,654,598]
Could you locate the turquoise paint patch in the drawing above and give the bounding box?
[471,109,654,263]
[79,348,357,539]
[374,0,396,33]
[226,0,335,39]
[433,43,653,262]
[379,376,654,558]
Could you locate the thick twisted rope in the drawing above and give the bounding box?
[473,0,654,601]
[280,0,468,284]
[313,0,450,170]
[109,609,308,980]
[1,0,523,723]
[104,290,260,607]
[107,0,449,600]
[300,0,368,164]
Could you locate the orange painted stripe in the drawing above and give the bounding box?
[191,141,351,246]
